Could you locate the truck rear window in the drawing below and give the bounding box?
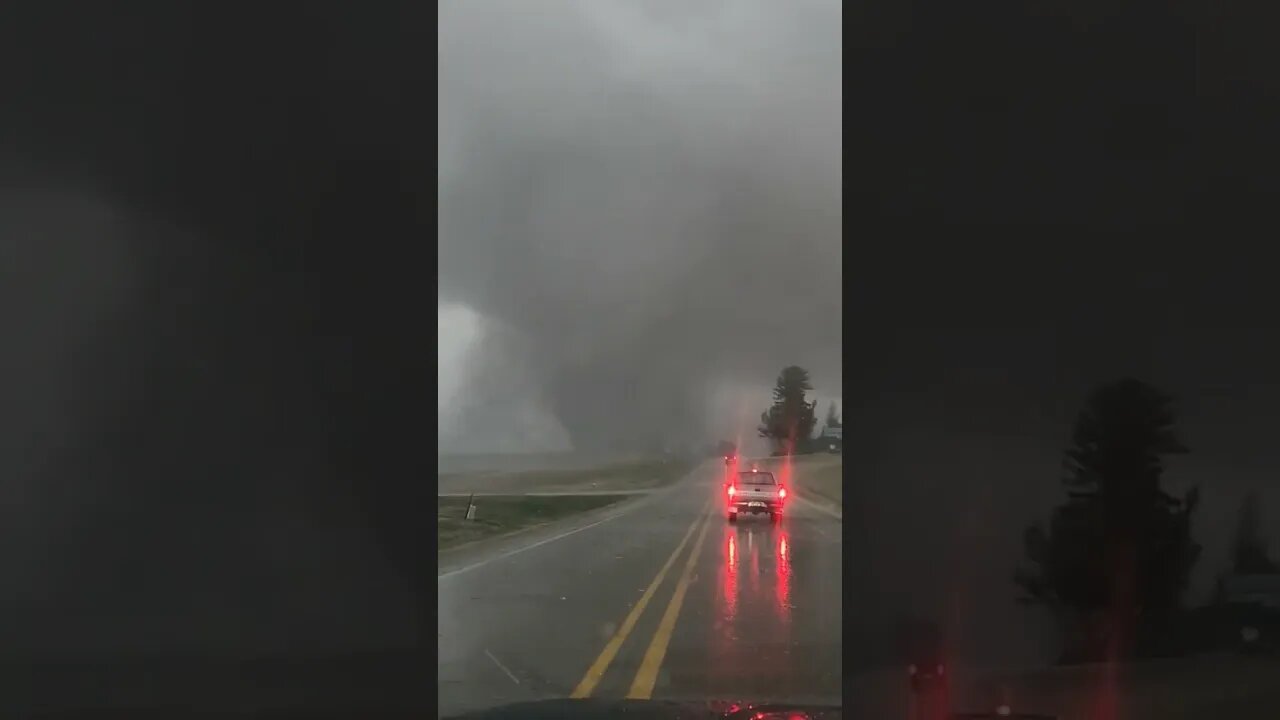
[737,471,776,485]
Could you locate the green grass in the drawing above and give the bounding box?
[758,455,842,508]
[439,458,697,495]
[438,494,630,551]
[511,458,695,489]
[799,460,843,508]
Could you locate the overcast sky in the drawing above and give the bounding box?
[438,0,842,456]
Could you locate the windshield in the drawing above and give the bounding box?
[14,1,1275,719]
[16,0,1278,718]
[411,2,1276,720]
[439,0,841,716]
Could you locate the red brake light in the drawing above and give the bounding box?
[727,485,736,497]
[778,487,787,499]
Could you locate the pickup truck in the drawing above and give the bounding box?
[726,467,786,522]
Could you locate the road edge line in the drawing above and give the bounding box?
[437,492,659,580]
[438,465,706,579]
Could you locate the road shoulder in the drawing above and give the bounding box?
[437,489,662,577]
[794,492,842,521]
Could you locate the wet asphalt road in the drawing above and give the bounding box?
[437,461,843,718]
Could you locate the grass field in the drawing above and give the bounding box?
[437,457,697,496]
[752,454,843,509]
[437,494,630,551]
[795,456,842,508]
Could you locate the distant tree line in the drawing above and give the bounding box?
[755,365,840,456]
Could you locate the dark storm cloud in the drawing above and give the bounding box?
[439,1,842,451]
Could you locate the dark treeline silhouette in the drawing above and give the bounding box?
[1015,378,1203,662]
[758,365,820,456]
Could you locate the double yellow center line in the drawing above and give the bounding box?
[570,499,715,700]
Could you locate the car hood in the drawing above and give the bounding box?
[442,698,842,720]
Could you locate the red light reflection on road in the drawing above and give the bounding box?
[711,525,742,688]
[723,531,738,622]
[775,529,792,624]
